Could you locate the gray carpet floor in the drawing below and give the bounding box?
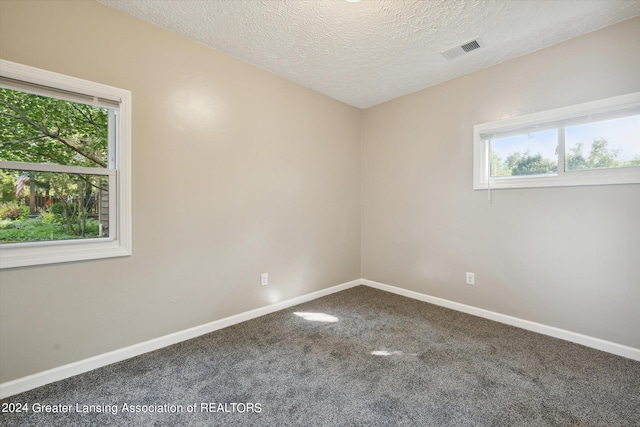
[1,285,639,426]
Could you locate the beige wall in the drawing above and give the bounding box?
[362,17,640,348]
[0,1,361,382]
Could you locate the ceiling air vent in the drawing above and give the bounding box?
[441,38,484,60]
[460,40,481,52]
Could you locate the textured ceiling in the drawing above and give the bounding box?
[98,0,640,109]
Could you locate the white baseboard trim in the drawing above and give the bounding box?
[362,279,640,362]
[0,279,361,399]
[3,277,638,399]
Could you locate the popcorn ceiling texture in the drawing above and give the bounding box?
[99,0,640,109]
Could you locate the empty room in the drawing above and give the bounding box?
[0,0,639,425]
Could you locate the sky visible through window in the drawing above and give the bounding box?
[492,129,557,162]
[490,114,639,176]
[566,115,640,162]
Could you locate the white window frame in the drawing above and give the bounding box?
[473,92,640,190]
[0,60,131,268]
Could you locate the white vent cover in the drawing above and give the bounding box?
[441,38,484,60]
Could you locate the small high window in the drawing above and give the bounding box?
[0,60,131,268]
[473,92,640,190]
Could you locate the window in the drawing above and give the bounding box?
[0,60,131,268]
[473,92,640,190]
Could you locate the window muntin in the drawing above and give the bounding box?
[474,92,640,190]
[0,60,131,268]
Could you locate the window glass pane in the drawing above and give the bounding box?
[565,114,640,171]
[0,88,109,168]
[489,129,558,177]
[0,170,109,243]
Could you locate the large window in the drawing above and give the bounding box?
[0,60,131,268]
[473,92,640,190]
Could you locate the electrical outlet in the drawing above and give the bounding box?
[261,273,268,286]
[466,272,475,285]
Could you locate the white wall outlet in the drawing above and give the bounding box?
[466,272,475,285]
[261,273,268,286]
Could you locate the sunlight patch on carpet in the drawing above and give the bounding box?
[294,312,339,323]
[371,350,417,357]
